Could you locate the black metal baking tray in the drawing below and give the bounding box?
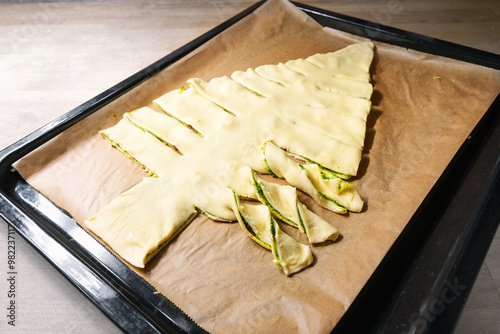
[1,1,499,333]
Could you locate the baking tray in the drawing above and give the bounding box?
[1,1,499,333]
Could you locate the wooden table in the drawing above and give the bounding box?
[0,1,498,333]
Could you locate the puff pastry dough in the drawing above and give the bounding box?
[85,42,374,274]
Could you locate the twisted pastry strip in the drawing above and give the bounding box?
[231,191,313,276]
[260,141,364,213]
[248,169,339,243]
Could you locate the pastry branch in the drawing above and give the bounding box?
[249,169,339,243]
[260,141,364,213]
[231,190,314,276]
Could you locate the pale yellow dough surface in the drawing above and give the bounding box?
[85,42,374,272]
[85,177,198,268]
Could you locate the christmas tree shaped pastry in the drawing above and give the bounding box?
[85,41,374,274]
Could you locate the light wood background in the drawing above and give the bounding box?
[0,1,498,333]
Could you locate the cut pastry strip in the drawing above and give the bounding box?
[232,191,273,250]
[286,152,351,180]
[300,163,363,212]
[272,122,363,177]
[254,62,305,87]
[231,191,314,275]
[125,107,202,155]
[100,118,181,178]
[297,202,340,244]
[279,104,368,148]
[251,170,339,243]
[231,68,286,98]
[301,89,371,121]
[261,141,363,213]
[198,209,233,223]
[251,173,299,228]
[85,177,198,268]
[188,77,265,116]
[228,166,258,200]
[193,186,237,223]
[271,221,314,276]
[153,87,235,137]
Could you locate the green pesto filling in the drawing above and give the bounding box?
[261,144,277,177]
[319,168,353,192]
[251,172,297,228]
[318,191,347,213]
[154,102,204,137]
[232,191,271,250]
[298,164,347,213]
[239,211,271,250]
[292,153,351,180]
[263,156,278,177]
[338,180,352,193]
[125,117,184,156]
[242,86,267,98]
[187,82,237,117]
[269,217,282,268]
[102,133,158,178]
[296,203,308,235]
[199,209,234,223]
[269,79,285,87]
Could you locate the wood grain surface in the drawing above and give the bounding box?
[0,1,498,333]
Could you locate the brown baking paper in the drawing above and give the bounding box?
[13,0,500,333]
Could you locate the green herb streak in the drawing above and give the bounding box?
[261,144,277,177]
[269,217,282,267]
[296,203,308,235]
[252,173,297,228]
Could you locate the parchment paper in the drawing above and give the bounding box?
[13,0,500,333]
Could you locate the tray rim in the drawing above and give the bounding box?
[1,1,500,333]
